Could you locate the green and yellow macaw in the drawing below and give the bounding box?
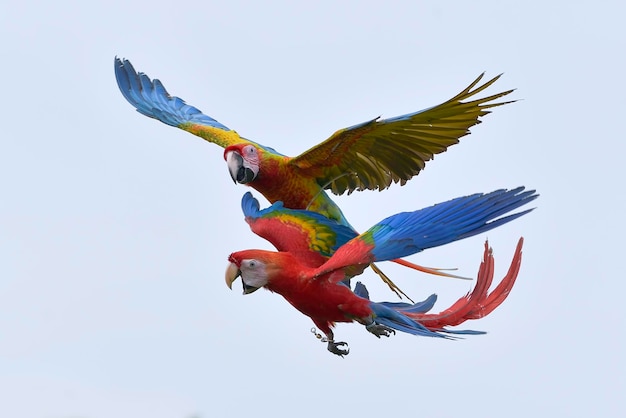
[115,57,515,298]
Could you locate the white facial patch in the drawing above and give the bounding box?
[241,145,259,166]
[239,259,269,289]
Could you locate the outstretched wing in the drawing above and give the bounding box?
[290,74,515,195]
[315,187,537,278]
[114,57,258,150]
[241,192,356,265]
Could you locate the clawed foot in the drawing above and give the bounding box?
[311,327,350,357]
[366,322,396,338]
[327,340,350,357]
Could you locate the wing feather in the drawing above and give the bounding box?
[241,192,357,265]
[114,57,253,149]
[314,187,536,278]
[290,73,515,195]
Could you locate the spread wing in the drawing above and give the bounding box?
[290,73,515,195]
[241,192,357,266]
[115,57,257,149]
[314,187,537,279]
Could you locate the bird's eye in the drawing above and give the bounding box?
[248,260,256,268]
[244,145,257,156]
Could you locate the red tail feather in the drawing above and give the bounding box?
[466,237,523,320]
[405,238,523,329]
[391,258,472,280]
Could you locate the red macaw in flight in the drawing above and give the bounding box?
[114,58,515,298]
[226,188,535,355]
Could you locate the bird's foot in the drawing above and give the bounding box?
[366,322,396,339]
[311,327,349,356]
[327,340,350,357]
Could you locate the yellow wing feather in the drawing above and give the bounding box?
[290,73,515,195]
[179,123,255,149]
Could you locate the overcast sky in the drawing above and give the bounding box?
[1,1,624,417]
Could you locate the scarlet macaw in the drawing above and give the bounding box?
[114,58,515,297]
[226,188,535,355]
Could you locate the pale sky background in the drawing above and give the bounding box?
[1,1,624,417]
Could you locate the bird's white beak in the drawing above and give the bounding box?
[225,262,240,290]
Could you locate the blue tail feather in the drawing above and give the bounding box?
[378,295,438,314]
[370,302,448,338]
[369,299,484,338]
[434,328,487,335]
[356,282,437,313]
[354,282,437,313]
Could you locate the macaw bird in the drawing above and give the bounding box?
[226,188,536,355]
[114,57,515,221]
[114,57,515,298]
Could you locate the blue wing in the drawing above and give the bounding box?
[368,187,538,261]
[114,57,230,130]
[316,187,537,276]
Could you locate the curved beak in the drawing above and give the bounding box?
[225,151,257,184]
[225,262,261,295]
[225,262,241,290]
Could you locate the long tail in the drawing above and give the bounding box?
[361,238,523,337]
[407,237,523,331]
[366,292,451,339]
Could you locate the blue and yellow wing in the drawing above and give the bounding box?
[115,57,259,150]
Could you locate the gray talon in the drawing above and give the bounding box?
[366,322,396,338]
[327,340,350,357]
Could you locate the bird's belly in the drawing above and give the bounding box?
[282,286,371,324]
